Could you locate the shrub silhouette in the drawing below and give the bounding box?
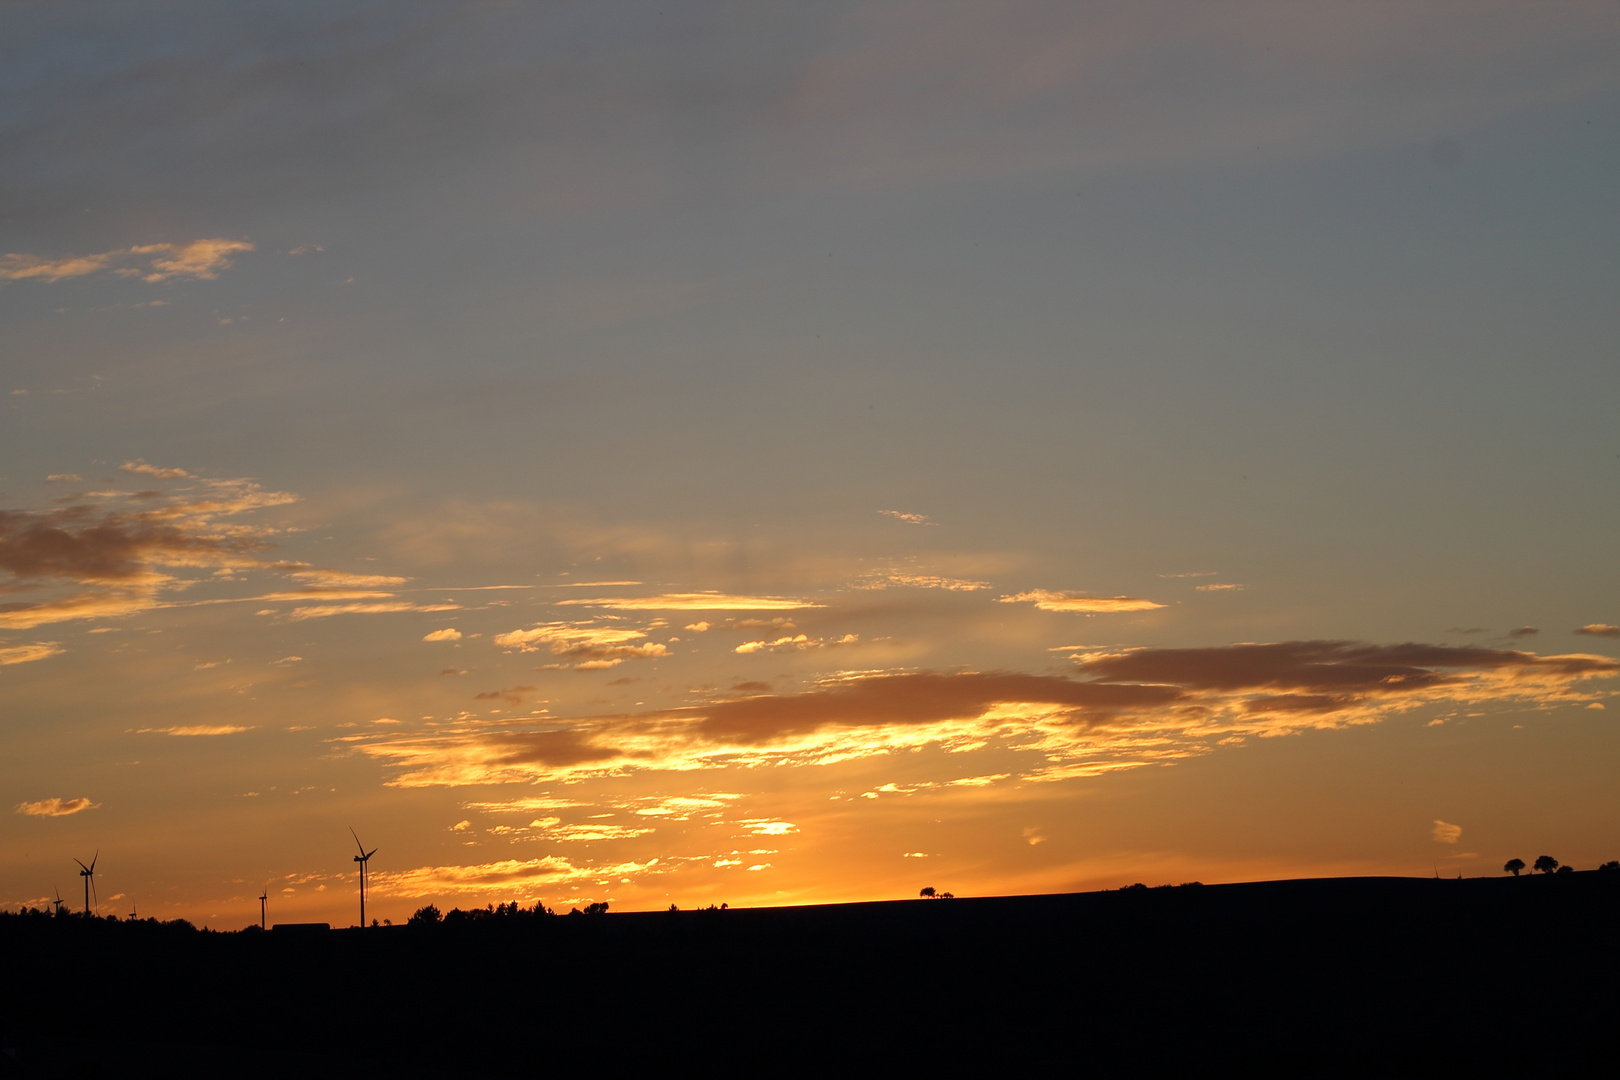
[1600,861,1620,873]
[1533,855,1560,875]
[1556,864,1575,875]
[1504,858,1526,877]
[409,904,442,925]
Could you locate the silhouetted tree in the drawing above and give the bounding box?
[1533,855,1559,875]
[919,887,935,898]
[1556,864,1574,875]
[1600,861,1620,873]
[409,904,443,925]
[1504,858,1526,877]
[583,901,609,916]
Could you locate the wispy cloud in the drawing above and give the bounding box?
[0,239,252,284]
[855,571,989,591]
[1195,583,1244,593]
[0,641,64,665]
[997,590,1164,613]
[15,796,99,817]
[557,592,823,611]
[879,510,934,525]
[1432,820,1462,844]
[280,601,459,622]
[423,628,463,642]
[133,724,252,736]
[1574,624,1619,638]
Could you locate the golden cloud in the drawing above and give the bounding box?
[493,622,668,669]
[0,641,64,665]
[423,628,463,642]
[370,855,661,899]
[1574,624,1619,638]
[15,796,99,817]
[134,724,253,736]
[997,590,1165,613]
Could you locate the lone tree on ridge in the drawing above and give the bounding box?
[1504,858,1526,877]
[1533,855,1560,875]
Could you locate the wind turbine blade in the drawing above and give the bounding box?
[365,848,377,860]
[90,851,98,872]
[74,858,89,872]
[91,878,98,908]
[350,826,366,857]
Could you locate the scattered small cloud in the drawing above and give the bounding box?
[45,474,82,483]
[1195,583,1244,593]
[1158,571,1216,579]
[423,628,463,642]
[735,633,857,654]
[450,820,471,831]
[15,796,99,817]
[1432,820,1462,844]
[0,239,253,284]
[474,685,538,707]
[1506,626,1539,639]
[494,622,667,669]
[1574,624,1619,638]
[119,460,190,480]
[998,590,1164,613]
[879,510,934,525]
[1022,826,1045,846]
[684,622,710,632]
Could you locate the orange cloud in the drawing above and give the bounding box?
[997,590,1165,613]
[1574,624,1619,638]
[557,592,822,611]
[0,641,64,665]
[15,796,99,817]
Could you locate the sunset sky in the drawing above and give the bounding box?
[3,1,1618,928]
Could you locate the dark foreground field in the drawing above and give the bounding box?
[4,873,1617,1077]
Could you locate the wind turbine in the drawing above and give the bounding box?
[350,828,376,927]
[74,852,98,915]
[259,885,268,930]
[52,886,65,917]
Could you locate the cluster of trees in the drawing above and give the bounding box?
[407,899,610,925]
[1503,857,1620,876]
[918,887,955,899]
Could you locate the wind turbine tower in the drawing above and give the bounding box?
[74,853,98,915]
[259,886,268,930]
[350,828,377,927]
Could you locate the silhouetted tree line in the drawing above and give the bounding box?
[1503,856,1620,877]
[406,899,628,925]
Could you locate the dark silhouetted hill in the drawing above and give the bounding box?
[2,873,1616,1077]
